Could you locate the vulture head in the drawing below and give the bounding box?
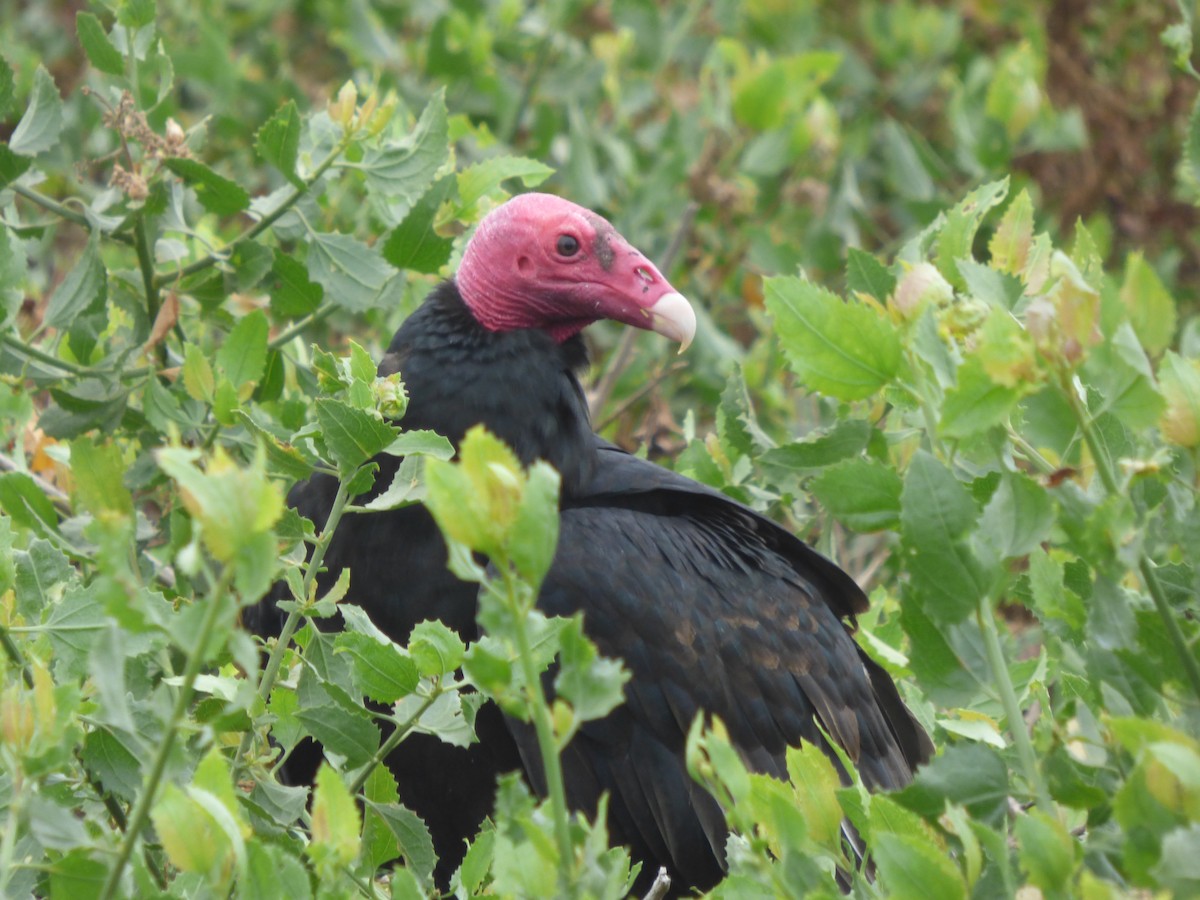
[455,192,696,349]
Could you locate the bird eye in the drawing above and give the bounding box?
[556,234,580,257]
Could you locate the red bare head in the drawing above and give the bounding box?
[455,193,696,349]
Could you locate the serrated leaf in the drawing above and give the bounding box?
[363,801,436,885]
[846,247,896,300]
[555,616,629,722]
[255,99,302,185]
[76,12,125,76]
[270,250,322,318]
[935,178,1009,290]
[358,90,449,218]
[765,275,901,401]
[217,310,268,388]
[382,176,454,273]
[759,420,871,475]
[307,231,398,313]
[44,585,106,680]
[408,619,465,677]
[810,458,902,532]
[10,66,64,156]
[456,156,554,216]
[44,233,106,331]
[164,158,250,217]
[336,632,419,703]
[989,188,1034,275]
[314,398,398,475]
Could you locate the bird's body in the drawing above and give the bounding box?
[249,194,931,893]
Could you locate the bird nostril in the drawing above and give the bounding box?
[635,266,654,283]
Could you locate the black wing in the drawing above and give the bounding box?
[512,441,931,887]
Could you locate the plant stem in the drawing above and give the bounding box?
[133,215,167,368]
[235,477,354,770]
[347,689,441,796]
[1062,377,1200,703]
[0,333,89,376]
[151,137,352,290]
[504,569,575,896]
[10,184,135,246]
[99,568,233,900]
[268,301,338,351]
[976,596,1055,817]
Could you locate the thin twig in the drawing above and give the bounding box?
[594,361,687,432]
[589,202,699,417]
[641,867,672,900]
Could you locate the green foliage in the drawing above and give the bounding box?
[1,1,1199,898]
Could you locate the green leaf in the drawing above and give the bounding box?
[314,398,398,475]
[336,633,419,703]
[81,727,143,802]
[760,420,872,473]
[901,451,989,623]
[358,89,449,219]
[1015,810,1078,893]
[45,585,107,680]
[164,158,251,217]
[255,100,302,185]
[70,437,133,518]
[10,66,64,157]
[270,250,323,318]
[0,225,28,329]
[408,619,465,677]
[555,617,629,722]
[846,247,896,300]
[975,472,1053,562]
[362,801,436,886]
[295,685,381,768]
[14,540,75,619]
[308,765,362,877]
[382,176,454,273]
[76,12,125,76]
[44,234,106,331]
[1119,251,1177,355]
[0,472,60,536]
[508,460,561,586]
[307,231,398,313]
[873,830,967,900]
[240,844,313,900]
[217,310,269,389]
[940,355,1023,439]
[989,188,1034,275]
[896,742,1010,826]
[182,342,216,402]
[0,56,13,119]
[935,178,1009,290]
[0,144,31,191]
[810,457,903,532]
[456,156,554,216]
[765,275,901,401]
[47,850,107,900]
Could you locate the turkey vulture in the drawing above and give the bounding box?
[248,193,932,892]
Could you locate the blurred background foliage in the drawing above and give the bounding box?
[6,0,1196,444]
